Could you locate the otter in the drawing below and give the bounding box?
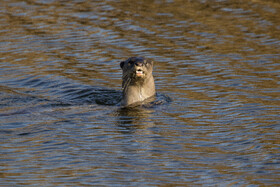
[120,57,156,106]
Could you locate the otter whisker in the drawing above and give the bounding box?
[122,77,131,94]
[122,72,131,88]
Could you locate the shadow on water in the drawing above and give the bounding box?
[115,106,155,134]
[114,93,171,133]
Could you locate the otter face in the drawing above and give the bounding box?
[120,57,153,80]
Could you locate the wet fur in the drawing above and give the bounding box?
[120,57,156,106]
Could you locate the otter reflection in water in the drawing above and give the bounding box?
[120,57,156,106]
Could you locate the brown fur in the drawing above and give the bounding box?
[120,57,156,106]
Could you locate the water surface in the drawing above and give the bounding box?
[1,0,279,186]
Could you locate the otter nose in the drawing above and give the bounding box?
[135,61,144,67]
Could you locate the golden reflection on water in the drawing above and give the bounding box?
[0,0,279,186]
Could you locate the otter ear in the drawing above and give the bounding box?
[120,61,125,69]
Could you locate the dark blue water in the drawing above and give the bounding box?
[1,0,279,186]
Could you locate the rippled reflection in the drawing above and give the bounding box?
[0,0,279,186]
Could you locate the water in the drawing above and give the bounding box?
[1,0,279,186]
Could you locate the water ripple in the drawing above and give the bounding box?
[1,0,280,186]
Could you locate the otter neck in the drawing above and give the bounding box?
[122,76,155,106]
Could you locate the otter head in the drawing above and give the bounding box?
[120,57,154,85]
